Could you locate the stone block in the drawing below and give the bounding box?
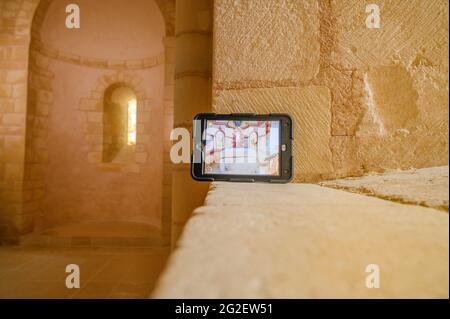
[165,47,175,64]
[87,112,102,123]
[165,63,175,85]
[0,191,24,203]
[107,60,125,69]
[0,84,12,97]
[14,98,27,113]
[4,135,25,150]
[213,0,320,86]
[331,0,449,71]
[9,46,28,61]
[85,134,102,145]
[2,113,25,126]
[80,98,100,111]
[36,102,49,116]
[330,135,362,178]
[12,83,27,98]
[0,98,15,113]
[3,137,24,162]
[37,90,53,103]
[320,166,449,212]
[87,152,102,163]
[3,70,27,84]
[321,68,364,136]
[363,66,419,131]
[356,65,449,171]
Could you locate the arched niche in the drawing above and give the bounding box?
[21,0,174,233]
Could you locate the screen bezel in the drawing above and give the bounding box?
[191,113,293,183]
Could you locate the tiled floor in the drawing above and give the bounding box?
[0,245,170,298]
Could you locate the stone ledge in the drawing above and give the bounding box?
[153,181,448,298]
[320,166,449,212]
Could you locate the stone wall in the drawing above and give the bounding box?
[23,0,52,235]
[0,0,176,240]
[0,0,40,238]
[212,0,449,182]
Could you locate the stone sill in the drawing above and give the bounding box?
[153,175,449,298]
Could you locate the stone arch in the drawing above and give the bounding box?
[13,0,175,37]
[249,131,258,149]
[155,0,176,36]
[0,0,40,37]
[214,129,225,150]
[79,72,153,173]
[102,84,137,162]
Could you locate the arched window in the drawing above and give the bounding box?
[103,84,137,162]
[249,131,258,149]
[214,130,225,150]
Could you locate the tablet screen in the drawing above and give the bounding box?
[203,120,280,176]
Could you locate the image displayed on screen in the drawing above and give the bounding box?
[203,120,280,176]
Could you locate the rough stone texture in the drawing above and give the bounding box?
[356,64,449,171]
[332,0,449,171]
[153,182,449,298]
[331,0,449,70]
[213,0,320,86]
[320,166,449,212]
[212,0,449,179]
[214,87,334,182]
